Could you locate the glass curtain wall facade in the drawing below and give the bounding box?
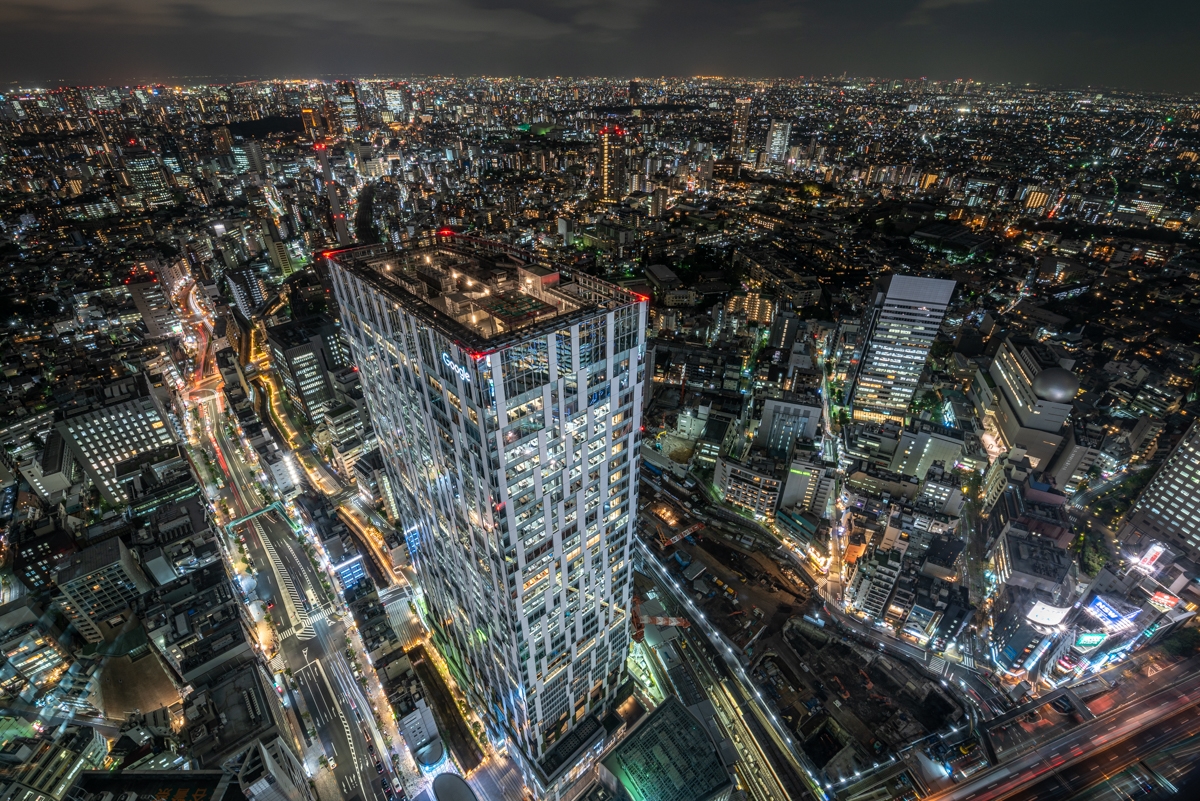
[328,242,646,797]
[849,275,955,423]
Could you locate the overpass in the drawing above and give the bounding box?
[926,670,1200,801]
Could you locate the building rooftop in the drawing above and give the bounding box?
[55,536,127,585]
[72,769,236,801]
[599,697,732,801]
[1005,532,1072,584]
[330,239,642,351]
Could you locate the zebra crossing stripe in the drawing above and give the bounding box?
[255,520,315,637]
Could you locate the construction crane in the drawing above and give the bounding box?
[654,520,705,550]
[630,595,691,643]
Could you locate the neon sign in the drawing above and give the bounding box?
[1149,591,1179,612]
[442,353,470,383]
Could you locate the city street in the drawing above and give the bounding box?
[191,344,402,801]
[1004,702,1200,800]
[928,669,1200,801]
[240,511,395,801]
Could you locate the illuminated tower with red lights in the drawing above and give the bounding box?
[314,143,350,246]
[598,125,627,204]
[326,237,647,799]
[730,97,752,158]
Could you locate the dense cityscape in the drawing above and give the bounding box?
[0,75,1197,801]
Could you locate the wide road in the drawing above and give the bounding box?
[1003,703,1200,801]
[928,670,1200,801]
[202,381,400,801]
[241,511,395,801]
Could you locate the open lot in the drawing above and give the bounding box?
[654,526,961,778]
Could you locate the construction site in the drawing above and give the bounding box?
[651,525,964,781]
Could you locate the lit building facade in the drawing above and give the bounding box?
[848,275,955,423]
[598,126,626,204]
[729,98,752,158]
[54,537,152,644]
[328,239,646,798]
[123,149,174,209]
[766,118,791,163]
[987,335,1078,468]
[1122,420,1200,562]
[54,375,177,504]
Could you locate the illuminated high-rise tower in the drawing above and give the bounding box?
[335,81,361,134]
[598,125,627,204]
[766,118,791,163]
[383,87,407,119]
[847,275,955,423]
[730,97,752,158]
[327,237,646,799]
[124,148,175,209]
[1122,420,1200,562]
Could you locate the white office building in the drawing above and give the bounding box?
[849,275,955,422]
[766,119,791,163]
[54,375,177,504]
[328,239,646,799]
[987,335,1079,468]
[1122,421,1200,562]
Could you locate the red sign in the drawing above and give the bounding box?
[1150,591,1179,611]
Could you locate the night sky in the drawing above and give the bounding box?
[1,0,1197,92]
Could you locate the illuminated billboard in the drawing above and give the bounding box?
[1149,591,1180,612]
[1136,542,1167,573]
[1084,595,1140,632]
[1074,632,1108,651]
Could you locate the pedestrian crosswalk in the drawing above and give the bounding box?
[278,604,336,641]
[961,655,975,669]
[929,656,948,675]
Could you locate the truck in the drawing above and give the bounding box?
[673,551,693,569]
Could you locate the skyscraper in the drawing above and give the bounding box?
[55,374,178,504]
[598,125,626,204]
[124,148,174,209]
[650,186,668,218]
[730,97,752,158]
[1122,420,1200,562]
[327,239,646,798]
[848,275,955,422]
[766,118,791,163]
[55,537,152,643]
[300,108,320,140]
[628,80,642,106]
[383,87,407,119]
[986,335,1079,468]
[266,316,350,424]
[335,81,361,134]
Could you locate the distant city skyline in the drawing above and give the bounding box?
[2,0,1198,93]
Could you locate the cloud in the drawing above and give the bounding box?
[736,7,804,35]
[0,0,1197,92]
[0,0,576,42]
[905,0,989,25]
